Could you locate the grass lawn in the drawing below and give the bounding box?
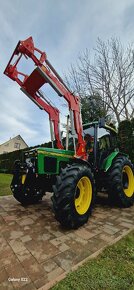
[0,173,12,196]
[52,231,134,290]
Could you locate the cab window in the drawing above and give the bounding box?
[99,135,111,150]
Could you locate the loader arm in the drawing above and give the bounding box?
[20,88,63,149]
[4,37,86,158]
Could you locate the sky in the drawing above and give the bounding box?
[0,0,134,147]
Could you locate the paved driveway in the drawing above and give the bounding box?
[0,194,134,290]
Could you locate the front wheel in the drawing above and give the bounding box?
[108,156,134,207]
[52,163,96,229]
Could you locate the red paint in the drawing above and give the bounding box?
[4,37,87,159]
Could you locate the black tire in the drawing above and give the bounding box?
[52,163,96,229]
[108,156,134,207]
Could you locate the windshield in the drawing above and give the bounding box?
[84,126,110,139]
[97,128,110,139]
[62,125,112,150]
[83,127,94,137]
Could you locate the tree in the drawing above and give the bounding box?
[81,93,106,123]
[66,38,134,124]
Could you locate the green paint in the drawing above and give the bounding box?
[101,151,119,172]
[37,147,74,156]
[36,147,74,175]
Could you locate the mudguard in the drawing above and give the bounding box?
[101,151,127,172]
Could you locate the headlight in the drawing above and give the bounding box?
[25,157,35,167]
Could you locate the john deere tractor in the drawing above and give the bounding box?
[4,37,134,229]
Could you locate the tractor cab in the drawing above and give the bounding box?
[83,119,118,171]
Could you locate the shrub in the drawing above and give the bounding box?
[118,119,134,163]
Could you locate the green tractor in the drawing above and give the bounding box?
[10,119,134,229]
[4,37,134,229]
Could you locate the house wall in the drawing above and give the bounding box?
[0,135,28,155]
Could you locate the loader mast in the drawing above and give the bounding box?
[4,37,86,158]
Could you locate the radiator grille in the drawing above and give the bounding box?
[44,156,57,173]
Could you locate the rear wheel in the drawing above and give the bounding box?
[108,156,134,207]
[52,163,95,229]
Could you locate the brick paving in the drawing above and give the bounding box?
[0,193,133,290]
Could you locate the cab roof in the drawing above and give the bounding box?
[83,119,117,135]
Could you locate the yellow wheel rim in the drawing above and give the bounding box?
[122,165,134,197]
[75,176,92,215]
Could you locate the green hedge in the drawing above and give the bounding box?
[0,149,25,173]
[118,118,134,164]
